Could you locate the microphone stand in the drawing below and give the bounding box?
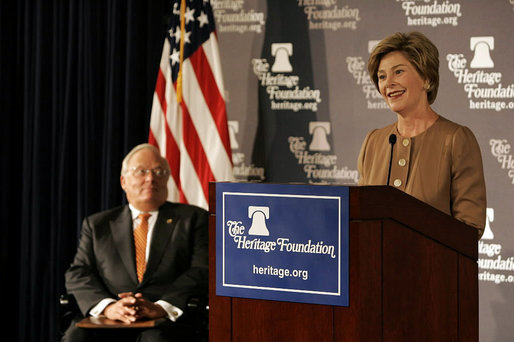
[387,134,396,186]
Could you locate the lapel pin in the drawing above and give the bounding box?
[167,219,173,224]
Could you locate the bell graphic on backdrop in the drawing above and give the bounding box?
[309,121,331,151]
[228,120,239,150]
[368,40,381,53]
[470,37,494,69]
[248,206,270,236]
[482,207,495,240]
[271,43,293,73]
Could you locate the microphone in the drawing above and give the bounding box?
[387,134,397,186]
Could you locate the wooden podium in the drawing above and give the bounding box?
[208,184,478,342]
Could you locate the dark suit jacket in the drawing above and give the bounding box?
[65,202,208,316]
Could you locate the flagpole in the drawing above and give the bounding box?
[176,0,186,103]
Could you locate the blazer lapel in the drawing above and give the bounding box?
[110,206,138,284]
[144,204,176,280]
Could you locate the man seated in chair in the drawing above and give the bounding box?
[62,144,208,342]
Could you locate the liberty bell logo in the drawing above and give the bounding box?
[248,206,270,236]
[368,40,381,53]
[481,208,495,240]
[470,37,494,69]
[271,43,293,73]
[309,121,331,151]
[228,120,239,150]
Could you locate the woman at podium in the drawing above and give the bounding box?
[357,31,486,237]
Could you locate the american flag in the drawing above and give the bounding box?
[149,0,233,210]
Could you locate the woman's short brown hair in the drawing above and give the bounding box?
[368,31,439,105]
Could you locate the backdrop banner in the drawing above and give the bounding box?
[212,0,514,340]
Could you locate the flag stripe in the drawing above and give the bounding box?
[155,69,167,114]
[202,34,225,100]
[178,143,208,208]
[181,101,213,202]
[164,90,184,202]
[190,45,232,158]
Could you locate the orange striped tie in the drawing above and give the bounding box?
[134,213,151,283]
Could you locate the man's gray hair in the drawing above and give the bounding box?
[120,143,170,176]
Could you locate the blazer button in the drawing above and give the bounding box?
[398,158,406,166]
[402,138,410,147]
[393,179,402,187]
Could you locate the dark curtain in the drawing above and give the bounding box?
[1,1,169,341]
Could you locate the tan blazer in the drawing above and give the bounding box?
[358,116,486,236]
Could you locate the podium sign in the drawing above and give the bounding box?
[216,183,349,306]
